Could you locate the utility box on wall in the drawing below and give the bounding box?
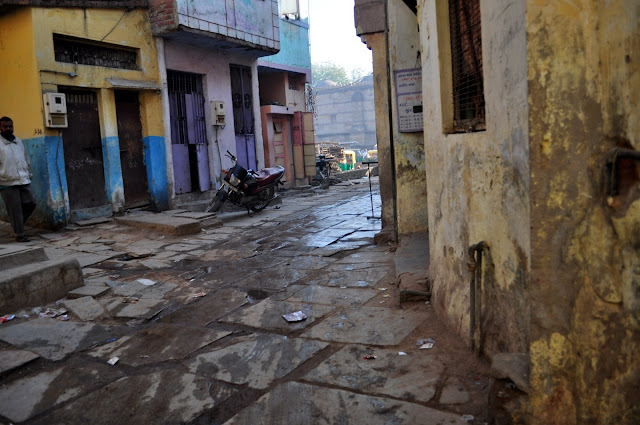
[211,100,226,126]
[43,93,68,128]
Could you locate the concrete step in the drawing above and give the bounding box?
[0,258,83,313]
[115,213,202,236]
[0,245,48,270]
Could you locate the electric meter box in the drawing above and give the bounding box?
[43,93,68,128]
[211,100,226,126]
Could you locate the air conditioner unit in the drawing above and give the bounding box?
[43,93,68,128]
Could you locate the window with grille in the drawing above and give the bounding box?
[288,74,300,91]
[53,35,138,70]
[448,0,485,132]
[167,70,207,145]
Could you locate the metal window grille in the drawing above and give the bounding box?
[53,35,138,70]
[288,74,300,91]
[167,70,207,145]
[449,0,485,131]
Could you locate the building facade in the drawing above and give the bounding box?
[314,76,377,149]
[257,2,317,187]
[0,1,166,227]
[149,0,280,201]
[356,0,640,423]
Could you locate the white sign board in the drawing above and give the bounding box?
[394,68,423,133]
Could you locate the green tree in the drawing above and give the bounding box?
[311,62,350,87]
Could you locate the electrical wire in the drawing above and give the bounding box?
[100,10,127,42]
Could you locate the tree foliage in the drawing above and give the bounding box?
[311,62,367,87]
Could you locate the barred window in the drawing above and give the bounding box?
[449,0,485,132]
[54,34,138,70]
[288,74,300,91]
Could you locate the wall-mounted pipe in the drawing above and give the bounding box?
[468,241,486,354]
[606,147,640,198]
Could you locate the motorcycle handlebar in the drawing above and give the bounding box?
[225,150,236,161]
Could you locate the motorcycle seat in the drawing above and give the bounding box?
[255,166,285,185]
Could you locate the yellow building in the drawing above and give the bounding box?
[356,0,640,423]
[0,3,166,227]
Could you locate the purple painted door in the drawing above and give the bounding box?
[230,65,257,171]
[168,71,210,193]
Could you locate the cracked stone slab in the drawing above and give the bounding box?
[67,284,109,299]
[186,334,328,389]
[0,349,39,374]
[63,296,108,321]
[165,242,206,252]
[88,324,231,366]
[304,269,390,288]
[0,318,123,360]
[239,267,311,290]
[220,299,335,332]
[0,357,124,423]
[301,307,425,345]
[282,285,378,307]
[111,280,177,299]
[224,381,463,425]
[31,370,235,425]
[304,345,444,403]
[104,298,168,319]
[161,288,247,326]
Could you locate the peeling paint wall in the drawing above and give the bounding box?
[418,0,530,356]
[527,0,640,423]
[388,0,427,237]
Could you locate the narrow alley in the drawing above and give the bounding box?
[0,181,491,425]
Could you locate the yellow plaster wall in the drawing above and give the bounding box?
[527,1,640,423]
[31,7,162,138]
[417,0,530,356]
[0,9,43,138]
[388,0,428,237]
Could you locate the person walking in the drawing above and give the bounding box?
[0,116,36,242]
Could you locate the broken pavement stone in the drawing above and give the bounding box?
[0,349,39,374]
[186,334,327,389]
[225,381,463,425]
[305,345,444,403]
[0,357,124,423]
[63,296,108,321]
[88,324,231,366]
[0,318,122,361]
[31,370,234,425]
[67,285,109,299]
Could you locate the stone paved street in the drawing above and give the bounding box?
[0,180,490,424]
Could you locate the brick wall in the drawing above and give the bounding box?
[0,0,147,7]
[148,0,176,34]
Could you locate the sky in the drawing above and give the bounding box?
[308,0,373,74]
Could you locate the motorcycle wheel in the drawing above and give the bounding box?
[205,190,226,213]
[250,187,275,212]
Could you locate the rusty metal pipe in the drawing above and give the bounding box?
[468,241,486,354]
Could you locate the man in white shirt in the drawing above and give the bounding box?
[0,117,36,242]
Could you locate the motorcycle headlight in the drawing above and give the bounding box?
[229,174,241,187]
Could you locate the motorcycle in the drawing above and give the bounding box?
[205,151,285,214]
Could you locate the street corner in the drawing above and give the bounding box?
[303,344,445,403]
[219,299,336,333]
[223,381,463,425]
[87,323,232,366]
[185,333,328,389]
